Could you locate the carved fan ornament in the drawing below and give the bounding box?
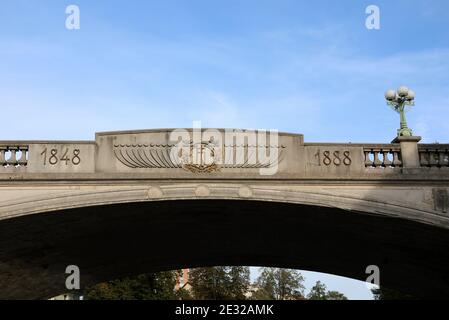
[113,140,285,173]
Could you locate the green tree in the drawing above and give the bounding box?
[85,270,186,300]
[326,291,348,300]
[307,281,328,300]
[227,266,251,300]
[253,268,305,300]
[307,281,347,300]
[189,267,250,300]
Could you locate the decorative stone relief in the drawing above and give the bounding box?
[238,186,253,198]
[113,141,285,174]
[195,185,211,197]
[147,186,163,199]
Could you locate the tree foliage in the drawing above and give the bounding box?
[85,271,188,300]
[307,281,327,300]
[325,290,348,300]
[307,281,347,300]
[252,268,305,300]
[189,266,250,300]
[84,267,350,301]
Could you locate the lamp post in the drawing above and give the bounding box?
[385,86,415,137]
[386,86,421,168]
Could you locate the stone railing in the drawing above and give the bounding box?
[0,145,28,168]
[419,145,449,168]
[363,145,402,168]
[0,131,448,178]
[0,141,95,173]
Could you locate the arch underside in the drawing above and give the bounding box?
[1,183,447,228]
[1,199,449,299]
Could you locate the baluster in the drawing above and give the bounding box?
[434,150,440,167]
[373,150,382,167]
[7,147,18,166]
[392,151,402,167]
[443,151,449,167]
[429,150,438,167]
[364,151,373,167]
[18,147,28,166]
[382,150,392,167]
[0,147,7,166]
[419,151,429,167]
[436,151,444,168]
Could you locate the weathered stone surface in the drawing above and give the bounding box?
[392,136,422,168]
[433,188,449,215]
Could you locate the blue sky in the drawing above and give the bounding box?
[1,0,448,299]
[1,0,448,142]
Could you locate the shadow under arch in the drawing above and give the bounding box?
[1,199,449,299]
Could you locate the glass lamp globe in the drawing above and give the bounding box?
[397,86,409,97]
[406,90,415,100]
[385,90,396,101]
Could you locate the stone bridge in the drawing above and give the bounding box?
[1,129,449,299]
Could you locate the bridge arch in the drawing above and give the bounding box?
[1,196,449,299]
[1,182,448,228]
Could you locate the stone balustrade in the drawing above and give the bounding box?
[419,145,449,168]
[0,130,448,177]
[363,145,402,168]
[0,145,28,167]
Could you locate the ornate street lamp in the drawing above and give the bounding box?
[385,86,415,137]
